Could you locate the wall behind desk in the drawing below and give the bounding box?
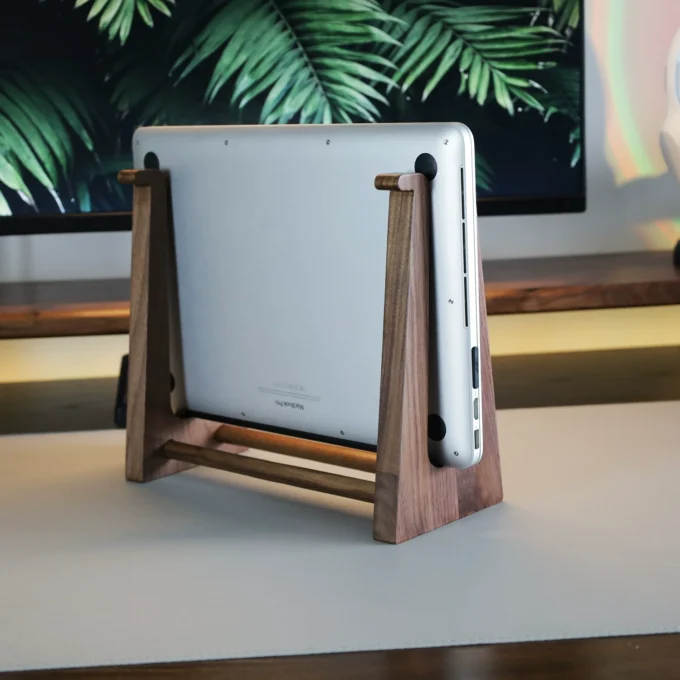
[1,0,679,283]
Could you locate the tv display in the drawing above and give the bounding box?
[1,0,584,235]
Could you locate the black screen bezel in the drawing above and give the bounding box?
[0,194,587,235]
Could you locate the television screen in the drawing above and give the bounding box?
[1,0,584,234]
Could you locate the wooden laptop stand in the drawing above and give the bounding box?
[119,168,502,544]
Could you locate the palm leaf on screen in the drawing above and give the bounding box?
[110,49,203,125]
[172,0,403,124]
[109,1,221,124]
[73,0,175,44]
[537,0,580,34]
[0,67,96,214]
[537,67,581,166]
[382,0,566,114]
[475,152,492,191]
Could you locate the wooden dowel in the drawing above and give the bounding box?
[117,169,138,185]
[214,424,377,473]
[161,440,376,503]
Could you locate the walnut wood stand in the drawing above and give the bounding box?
[119,168,502,544]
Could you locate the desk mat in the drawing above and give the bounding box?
[1,401,679,672]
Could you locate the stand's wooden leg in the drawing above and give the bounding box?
[372,173,431,543]
[119,169,239,483]
[372,173,502,544]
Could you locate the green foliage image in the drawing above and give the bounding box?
[0,0,581,216]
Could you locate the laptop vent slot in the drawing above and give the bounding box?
[460,167,466,221]
[463,276,469,328]
[461,166,469,327]
[461,167,467,275]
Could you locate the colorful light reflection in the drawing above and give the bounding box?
[590,0,680,248]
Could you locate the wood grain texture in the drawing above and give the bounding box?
[372,173,502,544]
[372,173,428,543]
[466,247,504,516]
[214,424,377,473]
[485,250,680,314]
[122,169,238,483]
[2,251,677,340]
[3,634,678,679]
[162,440,375,503]
[374,173,403,191]
[0,279,129,339]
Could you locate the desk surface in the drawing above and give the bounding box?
[1,251,678,338]
[1,401,679,673]
[3,635,679,679]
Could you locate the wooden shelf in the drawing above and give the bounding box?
[485,250,680,314]
[1,251,679,339]
[0,278,130,339]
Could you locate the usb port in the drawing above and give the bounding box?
[471,346,479,389]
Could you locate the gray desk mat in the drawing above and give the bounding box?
[1,401,679,672]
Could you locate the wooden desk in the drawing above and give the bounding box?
[2,634,678,679]
[1,252,679,339]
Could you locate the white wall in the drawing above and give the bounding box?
[0,232,132,282]
[2,0,679,283]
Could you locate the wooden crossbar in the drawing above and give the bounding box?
[162,440,376,503]
[213,424,377,473]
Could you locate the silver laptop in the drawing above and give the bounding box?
[133,123,482,468]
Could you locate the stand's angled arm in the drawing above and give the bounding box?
[373,173,431,544]
[372,172,503,544]
[119,170,253,483]
[118,169,183,482]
